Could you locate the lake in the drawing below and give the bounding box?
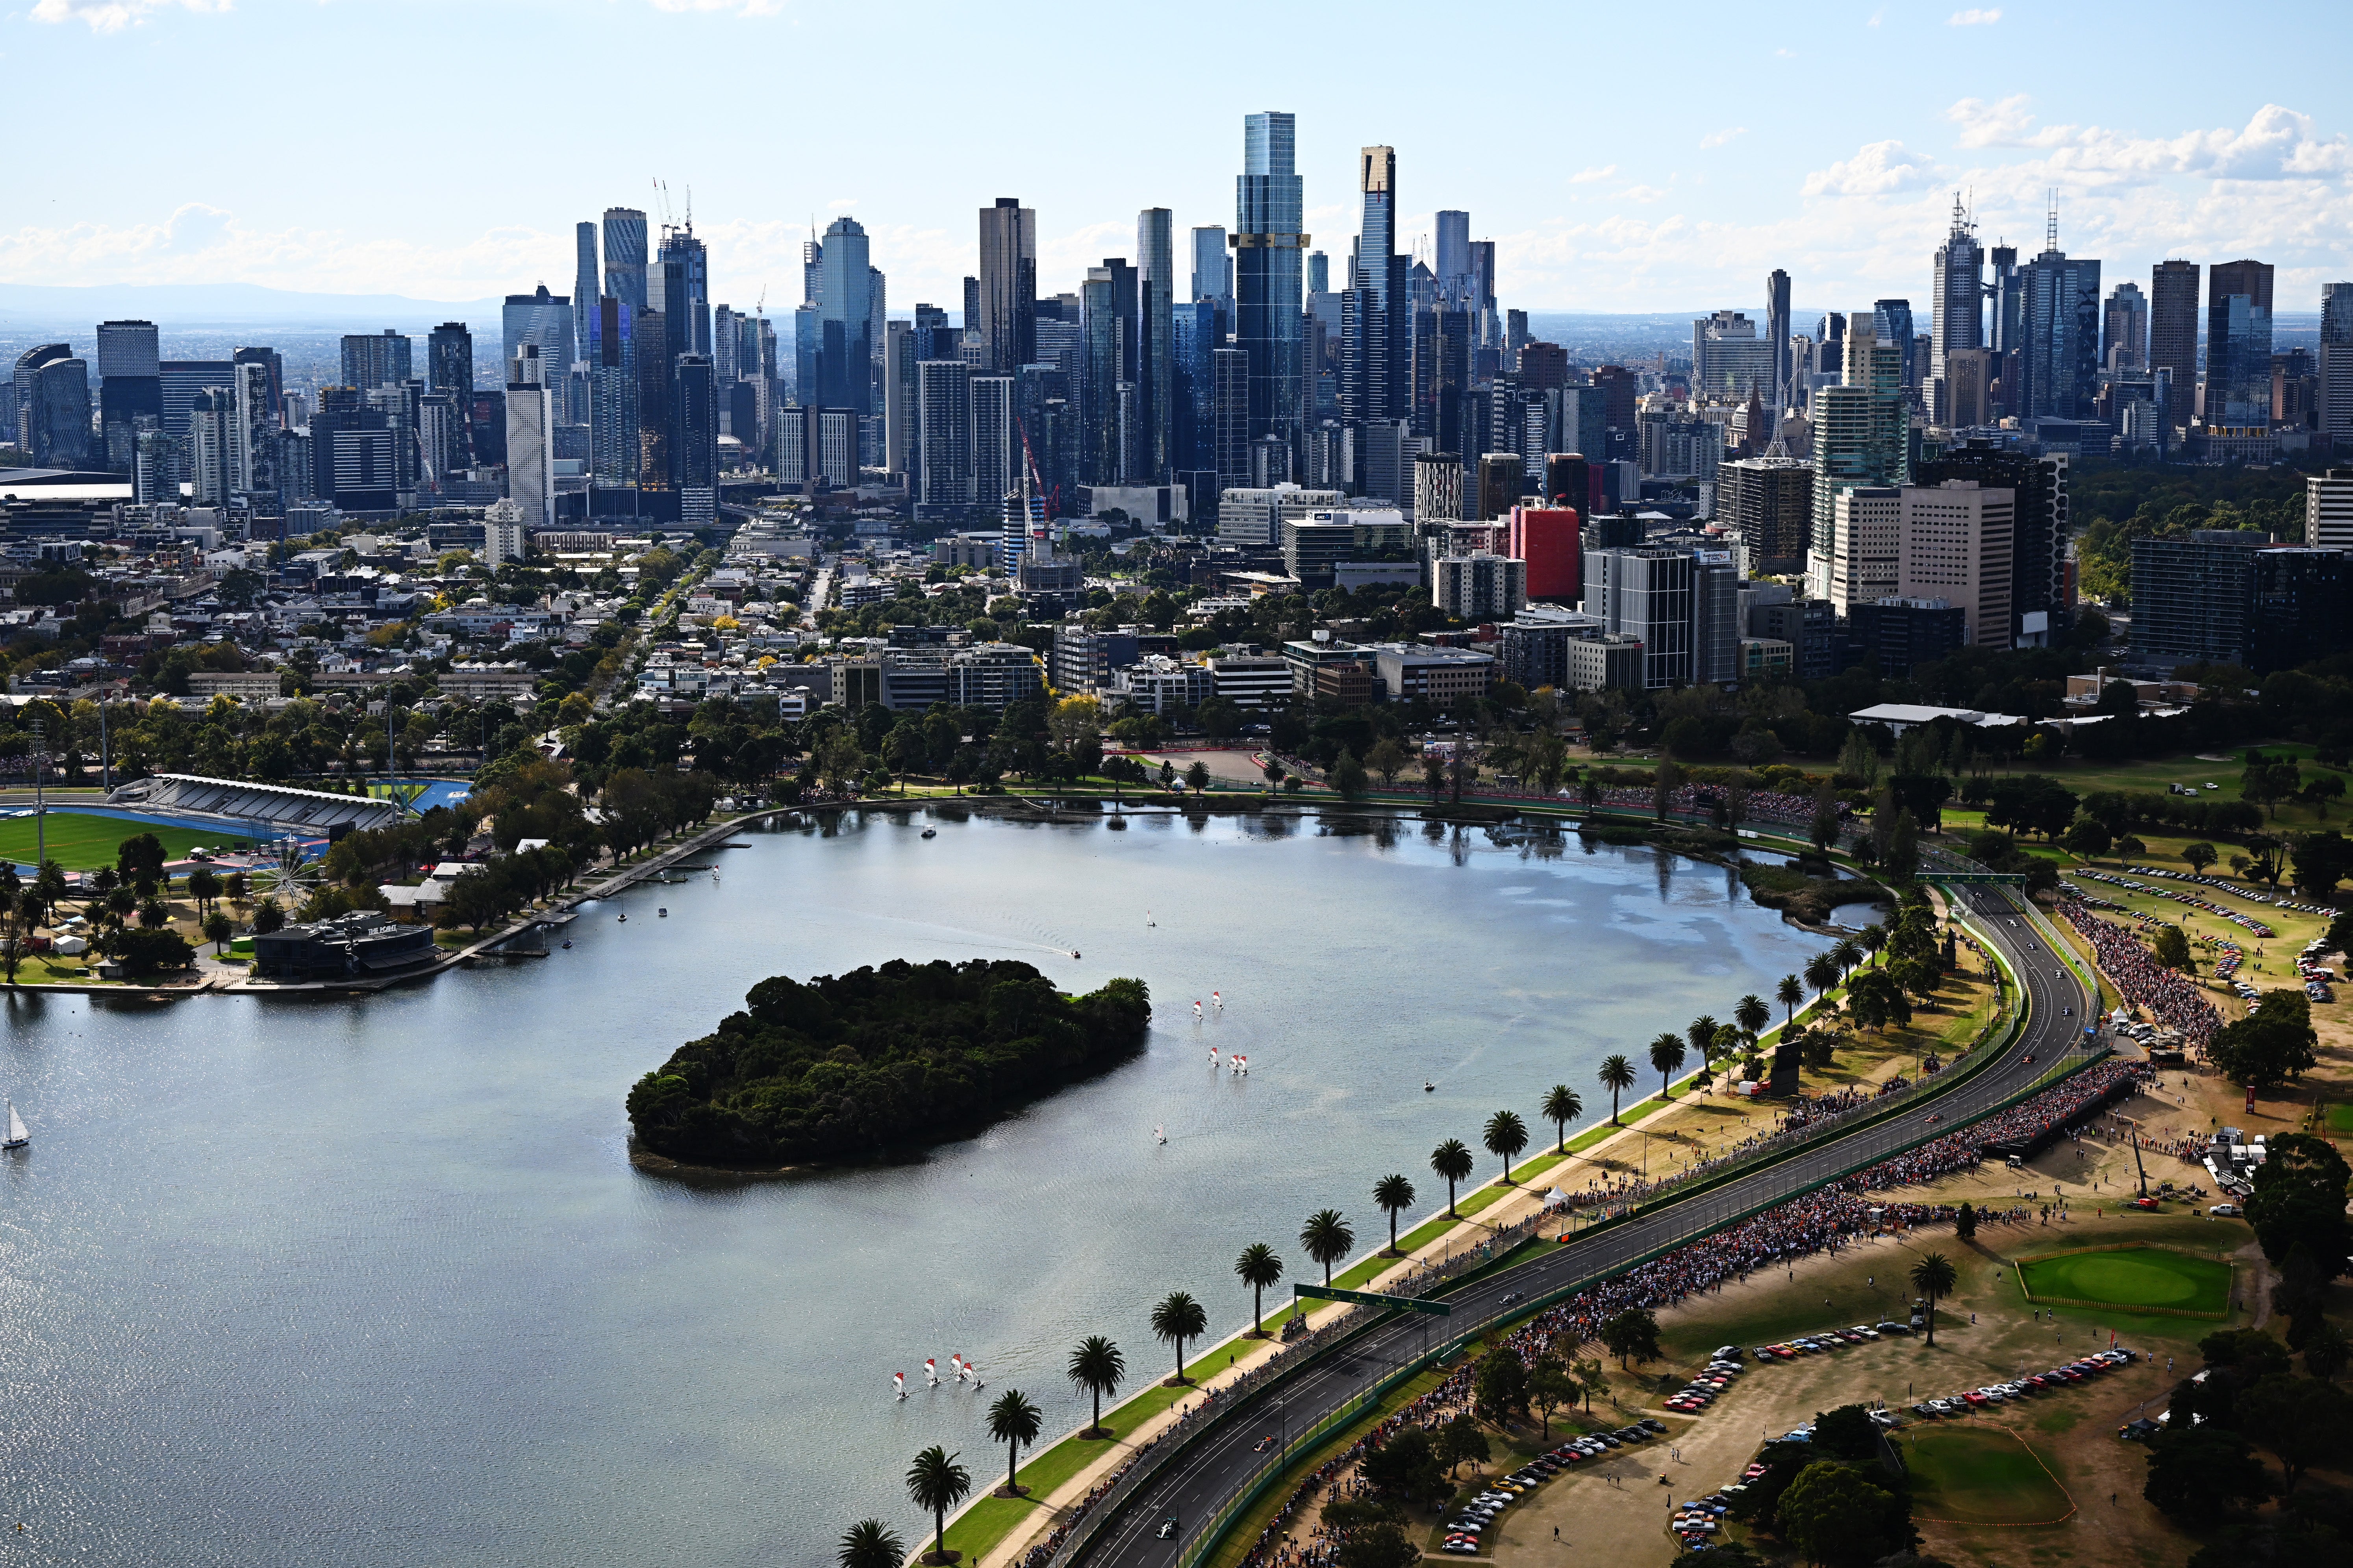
[0,808,1833,1565]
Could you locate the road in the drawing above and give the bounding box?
[1080,885,2098,1568]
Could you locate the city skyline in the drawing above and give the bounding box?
[8,0,2351,315]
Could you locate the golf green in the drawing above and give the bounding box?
[0,812,235,872]
[1906,1425,2072,1524]
[2018,1245,2231,1314]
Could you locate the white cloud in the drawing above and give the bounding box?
[1569,165,1616,184]
[1615,185,1669,204]
[31,0,228,32]
[1947,7,2001,24]
[1801,141,1940,197]
[645,0,786,14]
[1700,128,1749,151]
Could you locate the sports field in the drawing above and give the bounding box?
[2018,1244,2232,1315]
[0,810,252,872]
[1905,1424,2073,1525]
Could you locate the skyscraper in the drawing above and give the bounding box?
[2103,282,2148,370]
[2320,282,2353,445]
[96,319,161,472]
[573,222,599,376]
[1190,226,1231,309]
[589,296,637,490]
[1340,146,1408,430]
[2148,261,2200,429]
[673,354,717,493]
[502,285,574,402]
[602,208,648,311]
[341,331,411,392]
[2009,222,2100,422]
[978,198,1038,375]
[427,322,473,468]
[1928,196,1982,426]
[1079,265,1126,485]
[1873,300,1917,391]
[506,343,555,527]
[815,216,874,415]
[24,354,89,468]
[1138,207,1176,483]
[1764,269,1792,409]
[916,358,974,513]
[1692,312,1774,399]
[659,224,711,358]
[1235,111,1306,465]
[1435,211,1470,305]
[2207,259,2275,427]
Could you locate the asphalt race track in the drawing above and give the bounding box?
[1080,885,2097,1568]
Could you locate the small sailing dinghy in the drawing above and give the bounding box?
[3,1100,27,1149]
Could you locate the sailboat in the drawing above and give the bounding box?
[3,1100,27,1150]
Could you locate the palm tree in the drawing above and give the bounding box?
[1598,1054,1637,1124]
[1235,1242,1284,1337]
[1067,1335,1126,1438]
[1151,1290,1208,1385]
[986,1389,1043,1497]
[1373,1174,1417,1255]
[1909,1251,1959,1348]
[1860,922,1889,966]
[1300,1208,1354,1286]
[1832,936,1864,977]
[1804,951,1840,1001]
[1776,973,1805,1027]
[1685,1014,1719,1065]
[905,1446,972,1566]
[838,1519,906,1568]
[1649,1032,1687,1099]
[1430,1139,1475,1218]
[1483,1109,1529,1183]
[1734,993,1771,1048]
[1540,1084,1584,1153]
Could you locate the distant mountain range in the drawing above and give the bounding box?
[0,282,506,331]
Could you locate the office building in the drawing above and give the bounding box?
[426,322,473,470]
[1340,146,1408,433]
[1765,268,1793,409]
[1414,450,1462,524]
[1580,547,1695,689]
[1235,111,1306,457]
[979,198,1038,375]
[2208,259,2275,427]
[1817,485,1901,611]
[973,374,1016,515]
[1847,599,1968,677]
[1808,333,1910,566]
[2249,548,2353,672]
[1929,198,1982,426]
[1138,207,1176,482]
[1718,455,1812,574]
[1748,594,1838,681]
[501,287,573,411]
[602,209,648,310]
[1896,480,2014,649]
[2103,282,2147,370]
[1913,438,2068,644]
[673,353,716,498]
[1873,300,1918,392]
[1475,452,1522,521]
[2322,283,2353,444]
[1507,505,1580,602]
[1190,226,1231,309]
[95,320,161,472]
[573,221,599,373]
[340,330,411,392]
[1212,347,1251,484]
[1433,552,1527,619]
[915,359,973,515]
[1940,348,1995,429]
[1214,483,1341,546]
[21,352,89,468]
[812,215,875,416]
[2130,529,2273,670]
[2309,468,2353,550]
[2148,261,2199,428]
[1692,311,1775,399]
[2008,229,2100,420]
[506,345,555,527]
[588,296,638,489]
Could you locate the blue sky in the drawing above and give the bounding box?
[7,0,2349,317]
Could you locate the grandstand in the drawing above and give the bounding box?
[108,774,402,838]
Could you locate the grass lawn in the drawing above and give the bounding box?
[0,810,241,872]
[2017,1245,2232,1315]
[1903,1424,2074,1525]
[2324,1103,2353,1136]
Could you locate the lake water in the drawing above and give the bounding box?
[0,809,1832,1566]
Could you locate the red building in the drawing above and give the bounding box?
[1508,505,1582,602]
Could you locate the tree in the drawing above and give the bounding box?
[1373,1174,1416,1254]
[2310,1323,2353,1383]
[1430,1139,1474,1217]
[1805,951,1840,1000]
[203,911,233,954]
[2214,994,2323,1094]
[2293,831,2353,898]
[1358,1428,1447,1509]
[1482,1109,1528,1182]
[1812,1404,1882,1464]
[904,1446,972,1566]
[1540,1085,1584,1153]
[1184,760,1211,796]
[1332,1524,1421,1568]
[1365,737,1410,789]
[1859,924,1888,966]
[2246,1133,2351,1276]
[2240,1374,2353,1495]
[837,1519,907,1568]
[1150,1290,1208,1386]
[1598,1053,1637,1124]
[2184,841,2218,875]
[116,831,167,887]
[2144,1425,2271,1521]
[1908,1252,1958,1346]
[2152,924,2193,970]
[1301,1208,1354,1285]
[1067,1335,1125,1438]
[1475,1344,1529,1419]
[1650,1032,1688,1099]
[986,1389,1043,1497]
[1599,1307,1662,1369]
[1439,1414,1490,1477]
[2062,816,2113,859]
[1528,1357,1577,1440]
[1774,1461,1910,1568]
[1735,992,1771,1048]
[1329,750,1368,798]
[185,866,221,918]
[0,882,21,984]
[1955,1201,1977,1241]
[1777,973,1805,1026]
[1235,1243,1284,1336]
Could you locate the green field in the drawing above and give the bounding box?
[1905,1424,2073,1525]
[2018,1245,2232,1315]
[2325,1103,2353,1136]
[0,811,244,872]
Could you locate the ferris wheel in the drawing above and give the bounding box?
[250,836,324,906]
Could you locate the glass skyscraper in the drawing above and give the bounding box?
[601,208,648,311]
[1235,110,1305,467]
[815,216,873,415]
